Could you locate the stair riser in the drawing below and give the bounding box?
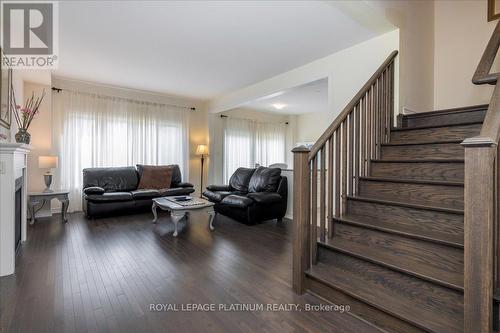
[403,108,486,127]
[391,123,481,143]
[306,277,427,333]
[347,199,464,245]
[381,143,464,160]
[358,180,464,209]
[370,162,464,182]
[305,106,481,333]
[330,224,464,288]
[314,251,464,333]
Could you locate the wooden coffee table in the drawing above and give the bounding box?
[151,197,216,237]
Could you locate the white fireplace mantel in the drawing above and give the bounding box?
[0,142,31,276]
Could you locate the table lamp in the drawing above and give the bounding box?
[39,155,58,193]
[195,144,208,197]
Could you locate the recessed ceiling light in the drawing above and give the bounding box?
[272,103,286,110]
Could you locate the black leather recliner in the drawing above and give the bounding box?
[203,166,287,224]
[82,165,194,218]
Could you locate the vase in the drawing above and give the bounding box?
[15,129,31,144]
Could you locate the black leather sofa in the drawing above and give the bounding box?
[203,166,287,224]
[82,165,194,218]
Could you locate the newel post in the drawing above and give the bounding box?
[292,146,311,294]
[462,137,496,333]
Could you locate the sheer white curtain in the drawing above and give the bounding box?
[255,122,286,167]
[222,117,286,183]
[53,90,189,212]
[223,117,253,183]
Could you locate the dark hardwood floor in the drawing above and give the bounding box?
[0,211,378,333]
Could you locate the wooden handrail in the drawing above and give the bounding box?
[309,50,398,160]
[473,19,500,85]
[462,15,500,333]
[292,50,397,295]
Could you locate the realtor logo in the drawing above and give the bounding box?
[1,1,58,69]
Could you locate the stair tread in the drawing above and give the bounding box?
[360,176,463,186]
[401,104,487,118]
[372,158,464,163]
[321,224,464,290]
[382,140,463,146]
[401,105,486,128]
[370,160,465,182]
[347,195,464,214]
[390,122,482,145]
[303,103,480,331]
[358,179,464,210]
[334,215,463,248]
[391,120,483,132]
[307,254,464,333]
[346,199,464,251]
[381,141,464,160]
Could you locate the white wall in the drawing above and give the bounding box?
[295,30,399,143]
[296,112,323,143]
[188,106,209,197]
[207,0,441,118]
[371,0,494,111]
[222,0,493,144]
[209,30,398,115]
[23,81,57,216]
[223,107,290,122]
[25,82,53,193]
[0,72,52,216]
[0,69,52,143]
[208,30,399,145]
[434,0,496,110]
[369,0,435,113]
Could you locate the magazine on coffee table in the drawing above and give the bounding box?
[164,196,207,207]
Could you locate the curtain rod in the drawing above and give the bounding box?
[51,86,196,111]
[220,114,289,125]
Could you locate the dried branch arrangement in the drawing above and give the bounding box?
[12,90,45,130]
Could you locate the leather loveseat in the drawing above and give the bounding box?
[203,166,287,224]
[82,165,194,218]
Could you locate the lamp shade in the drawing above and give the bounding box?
[195,144,208,155]
[39,155,58,169]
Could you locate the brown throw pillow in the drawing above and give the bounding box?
[137,165,173,190]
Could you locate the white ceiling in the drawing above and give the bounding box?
[55,1,377,100]
[241,78,328,115]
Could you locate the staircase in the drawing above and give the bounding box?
[306,105,487,333]
[292,20,500,332]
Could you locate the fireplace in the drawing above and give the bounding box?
[15,176,23,253]
[0,142,31,276]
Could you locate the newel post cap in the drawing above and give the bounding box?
[461,136,497,147]
[292,146,311,153]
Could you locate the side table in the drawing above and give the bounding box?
[28,190,70,224]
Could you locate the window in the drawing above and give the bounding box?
[223,117,286,183]
[255,122,286,167]
[53,90,188,212]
